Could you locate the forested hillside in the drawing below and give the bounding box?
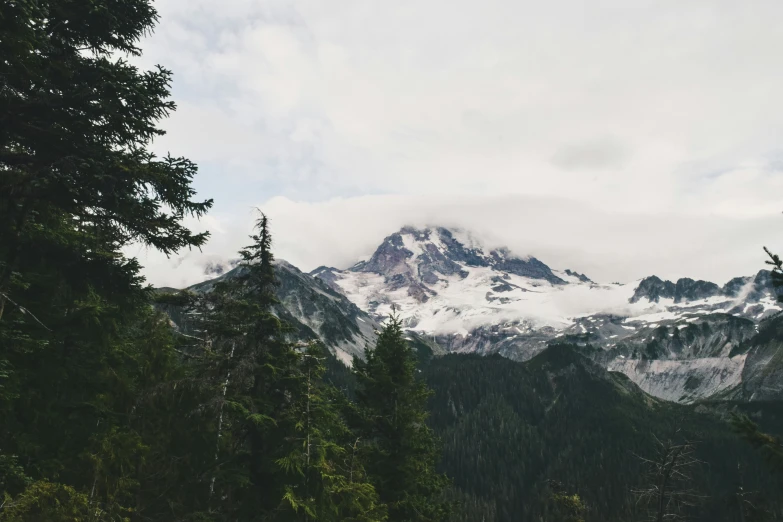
[423,347,783,522]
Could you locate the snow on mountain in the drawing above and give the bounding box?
[314,226,778,340]
[316,227,635,331]
[311,225,783,402]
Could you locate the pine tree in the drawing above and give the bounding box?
[168,215,306,520]
[278,342,386,522]
[731,414,783,474]
[0,0,211,331]
[171,215,386,522]
[174,215,287,519]
[0,0,211,518]
[546,480,587,522]
[352,315,451,522]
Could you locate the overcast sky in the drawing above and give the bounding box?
[131,0,783,288]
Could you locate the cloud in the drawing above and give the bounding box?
[135,194,783,289]
[551,137,631,171]
[126,0,783,287]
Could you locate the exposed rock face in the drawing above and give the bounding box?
[629,276,677,303]
[170,260,380,365]
[719,315,783,402]
[308,265,344,293]
[486,247,565,283]
[429,322,559,361]
[312,226,783,404]
[608,356,747,403]
[630,276,722,303]
[273,261,379,363]
[353,227,564,286]
[631,271,778,304]
[564,269,592,283]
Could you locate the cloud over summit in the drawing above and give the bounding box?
[131,0,783,287]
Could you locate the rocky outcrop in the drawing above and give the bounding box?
[632,270,778,305]
[608,356,747,403]
[630,276,722,303]
[169,260,380,365]
[564,269,592,283]
[352,226,564,285]
[719,315,783,401]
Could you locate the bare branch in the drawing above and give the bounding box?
[0,291,52,331]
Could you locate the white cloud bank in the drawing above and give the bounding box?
[128,0,783,287]
[134,194,783,289]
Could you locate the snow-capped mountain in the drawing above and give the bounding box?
[311,226,783,403]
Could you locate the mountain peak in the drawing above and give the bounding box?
[630,275,722,303]
[630,270,779,305]
[352,226,565,288]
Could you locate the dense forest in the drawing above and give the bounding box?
[2,1,783,521]
[422,346,783,522]
[0,1,448,520]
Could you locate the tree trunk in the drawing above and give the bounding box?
[210,341,235,500]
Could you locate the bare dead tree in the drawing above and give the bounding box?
[632,434,705,522]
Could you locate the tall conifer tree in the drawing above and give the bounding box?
[0,0,211,517]
[352,315,451,522]
[279,342,386,522]
[178,216,385,522]
[176,214,294,519]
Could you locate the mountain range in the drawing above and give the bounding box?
[174,225,783,404]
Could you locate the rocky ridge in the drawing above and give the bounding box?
[311,226,783,403]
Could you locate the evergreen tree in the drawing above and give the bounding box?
[731,414,783,474]
[172,216,385,522]
[0,0,211,337]
[278,342,386,522]
[0,0,211,518]
[172,214,294,519]
[546,480,587,522]
[352,315,450,522]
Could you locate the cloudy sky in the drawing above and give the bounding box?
[130,0,783,288]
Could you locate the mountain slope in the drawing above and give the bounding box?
[312,226,783,402]
[717,314,783,402]
[163,260,379,364]
[423,345,783,522]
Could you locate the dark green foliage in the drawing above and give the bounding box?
[425,346,783,522]
[547,480,587,522]
[1,481,99,521]
[0,0,212,518]
[4,3,782,520]
[352,317,451,521]
[731,414,783,473]
[162,217,385,522]
[277,343,386,522]
[0,0,212,337]
[0,1,419,520]
[170,215,300,519]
